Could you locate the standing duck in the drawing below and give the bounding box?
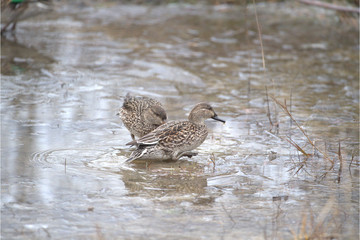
[125,102,225,162]
[118,93,167,141]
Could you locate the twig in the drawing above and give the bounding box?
[146,160,153,170]
[289,72,300,130]
[289,161,311,177]
[264,129,281,141]
[300,212,308,239]
[337,141,343,184]
[272,79,279,134]
[313,139,319,157]
[348,153,354,177]
[294,163,305,175]
[265,86,273,127]
[209,153,216,172]
[318,171,329,182]
[297,0,360,13]
[283,137,310,158]
[287,150,311,176]
[221,203,236,224]
[253,0,266,70]
[244,3,253,98]
[290,88,293,128]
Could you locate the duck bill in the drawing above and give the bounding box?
[212,115,226,123]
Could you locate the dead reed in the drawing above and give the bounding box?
[253,0,266,70]
[265,86,279,133]
[271,96,335,168]
[265,86,273,127]
[337,141,343,183]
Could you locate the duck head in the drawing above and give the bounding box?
[144,105,167,126]
[188,102,225,124]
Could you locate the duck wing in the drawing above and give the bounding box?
[142,121,200,149]
[126,121,180,146]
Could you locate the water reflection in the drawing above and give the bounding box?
[121,162,208,197]
[1,36,54,75]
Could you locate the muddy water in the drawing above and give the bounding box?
[1,2,359,239]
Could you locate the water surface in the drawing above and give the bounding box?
[1,2,359,239]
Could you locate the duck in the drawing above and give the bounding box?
[1,0,52,34]
[118,93,167,141]
[125,102,225,162]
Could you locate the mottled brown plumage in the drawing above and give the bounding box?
[118,93,167,141]
[126,102,225,162]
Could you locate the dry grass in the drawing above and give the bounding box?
[289,196,347,240]
[265,86,280,133]
[337,142,343,183]
[266,95,359,182]
[249,0,356,181]
[253,0,266,70]
[266,96,359,182]
[271,97,335,169]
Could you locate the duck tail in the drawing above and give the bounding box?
[126,140,137,146]
[125,148,147,163]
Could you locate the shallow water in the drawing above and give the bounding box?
[1,2,359,239]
